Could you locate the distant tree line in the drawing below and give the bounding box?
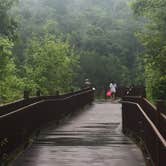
[0,0,165,103]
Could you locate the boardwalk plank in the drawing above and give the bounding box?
[12,102,146,166]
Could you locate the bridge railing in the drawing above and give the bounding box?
[0,88,95,161]
[0,88,93,116]
[123,96,166,139]
[122,97,166,166]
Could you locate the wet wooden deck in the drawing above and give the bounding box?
[11,102,146,166]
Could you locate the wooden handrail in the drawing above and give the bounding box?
[0,88,95,161]
[143,97,157,110]
[121,100,166,148]
[0,100,45,119]
[0,89,92,119]
[161,113,166,120]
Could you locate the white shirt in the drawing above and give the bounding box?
[110,83,116,93]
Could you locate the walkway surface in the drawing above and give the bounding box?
[12,102,146,166]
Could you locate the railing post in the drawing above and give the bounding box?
[36,89,41,97]
[122,101,127,134]
[156,100,163,130]
[156,140,161,166]
[23,90,30,99]
[122,102,125,133]
[156,100,164,131]
[157,100,165,114]
[156,100,164,166]
[138,119,144,140]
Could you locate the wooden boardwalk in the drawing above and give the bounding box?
[12,102,146,166]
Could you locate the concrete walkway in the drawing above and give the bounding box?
[12,102,146,166]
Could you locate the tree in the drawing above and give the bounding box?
[0,0,17,39]
[132,0,166,100]
[24,35,79,94]
[0,37,23,102]
[0,0,22,103]
[12,0,145,98]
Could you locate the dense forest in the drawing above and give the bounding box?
[0,0,165,103]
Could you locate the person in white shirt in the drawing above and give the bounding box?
[109,82,117,100]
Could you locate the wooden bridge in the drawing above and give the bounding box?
[0,88,165,166]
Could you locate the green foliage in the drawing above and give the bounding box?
[1,0,148,102]
[132,0,166,100]
[10,0,145,97]
[156,76,166,100]
[145,63,166,100]
[24,35,79,95]
[77,51,130,89]
[0,0,23,103]
[0,37,13,78]
[0,0,17,39]
[0,37,23,103]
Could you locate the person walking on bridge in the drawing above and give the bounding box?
[109,82,117,100]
